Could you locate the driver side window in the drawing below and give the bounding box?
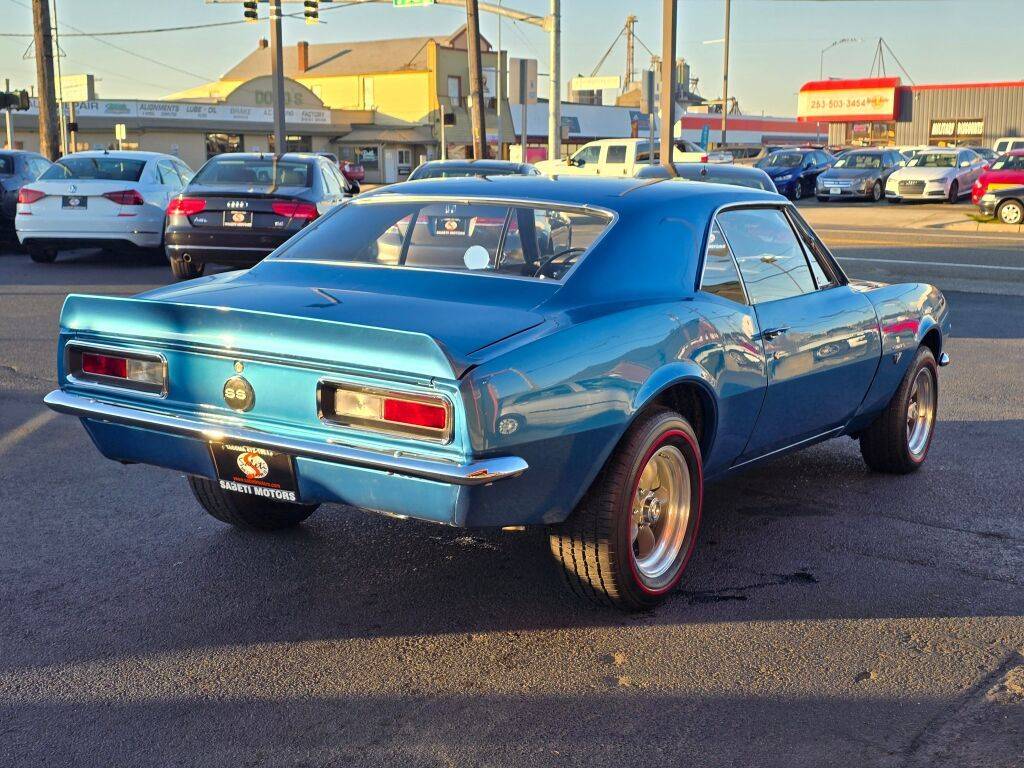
[572,145,601,166]
[717,207,816,304]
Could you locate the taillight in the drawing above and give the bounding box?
[69,345,165,395]
[272,201,319,221]
[166,197,206,216]
[18,187,46,204]
[320,382,452,442]
[103,189,145,205]
[700,154,709,163]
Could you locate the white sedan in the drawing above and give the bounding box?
[885,148,986,204]
[15,150,193,263]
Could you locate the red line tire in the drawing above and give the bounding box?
[548,407,703,611]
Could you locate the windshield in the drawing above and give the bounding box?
[193,158,312,187]
[412,166,520,180]
[834,153,882,170]
[41,156,145,181]
[758,152,803,169]
[908,153,956,168]
[275,199,612,281]
[992,155,1024,171]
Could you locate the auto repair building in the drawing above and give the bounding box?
[797,77,1024,149]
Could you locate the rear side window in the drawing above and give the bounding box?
[0,156,13,174]
[41,157,146,182]
[194,158,311,187]
[700,221,746,304]
[717,207,815,303]
[276,199,612,282]
[605,145,628,164]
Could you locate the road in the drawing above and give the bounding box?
[1,204,1022,767]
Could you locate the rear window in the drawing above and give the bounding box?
[193,158,312,187]
[703,171,774,191]
[41,157,145,182]
[275,199,612,281]
[412,166,519,180]
[0,156,13,175]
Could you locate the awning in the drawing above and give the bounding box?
[334,125,436,145]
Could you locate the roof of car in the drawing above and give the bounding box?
[1006,149,1024,156]
[206,152,322,163]
[416,159,531,169]
[57,150,176,161]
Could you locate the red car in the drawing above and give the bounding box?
[342,161,365,183]
[972,149,1024,204]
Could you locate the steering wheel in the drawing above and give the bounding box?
[533,247,586,279]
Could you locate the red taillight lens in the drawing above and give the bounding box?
[166,197,206,216]
[81,352,128,379]
[18,187,46,204]
[383,398,448,430]
[103,189,145,205]
[700,154,709,163]
[272,201,319,220]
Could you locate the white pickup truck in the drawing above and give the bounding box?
[534,138,709,177]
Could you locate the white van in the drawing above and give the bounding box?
[534,138,708,177]
[993,137,1024,155]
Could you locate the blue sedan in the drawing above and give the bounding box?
[44,175,950,611]
[756,148,834,200]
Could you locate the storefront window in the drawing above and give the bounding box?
[267,134,312,153]
[847,122,895,147]
[206,133,244,159]
[358,146,379,170]
[397,148,412,172]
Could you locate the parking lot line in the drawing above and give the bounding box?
[836,256,1024,272]
[0,410,56,457]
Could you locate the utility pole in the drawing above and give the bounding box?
[624,14,637,89]
[659,0,677,168]
[31,0,59,159]
[547,0,560,160]
[496,0,504,159]
[268,0,287,155]
[464,0,487,159]
[51,0,67,156]
[720,0,730,146]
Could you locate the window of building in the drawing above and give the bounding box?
[363,77,375,109]
[397,148,412,171]
[206,132,244,159]
[447,76,462,108]
[717,207,816,304]
[358,146,379,170]
[847,121,896,147]
[700,221,746,304]
[267,134,311,153]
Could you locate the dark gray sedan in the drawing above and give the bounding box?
[408,159,539,180]
[815,149,904,202]
[634,162,776,192]
[0,149,52,242]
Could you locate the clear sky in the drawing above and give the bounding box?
[1,0,1021,116]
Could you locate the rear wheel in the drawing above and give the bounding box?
[997,199,1024,225]
[28,246,57,263]
[187,475,319,531]
[548,407,703,611]
[169,253,205,280]
[860,346,938,474]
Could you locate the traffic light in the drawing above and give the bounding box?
[1,91,30,111]
[304,1,319,24]
[242,0,258,23]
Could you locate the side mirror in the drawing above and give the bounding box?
[959,160,971,168]
[573,157,585,167]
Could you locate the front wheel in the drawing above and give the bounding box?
[859,346,938,474]
[548,407,703,611]
[871,180,883,202]
[792,182,803,201]
[188,475,319,530]
[28,246,57,263]
[946,181,959,204]
[997,199,1024,225]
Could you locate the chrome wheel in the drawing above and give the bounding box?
[998,201,1023,225]
[906,367,936,459]
[631,444,691,581]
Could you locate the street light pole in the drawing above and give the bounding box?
[547,0,560,160]
[720,0,730,146]
[269,0,287,155]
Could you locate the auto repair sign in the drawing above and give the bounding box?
[797,78,901,122]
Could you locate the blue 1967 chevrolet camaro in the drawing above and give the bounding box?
[44,175,950,611]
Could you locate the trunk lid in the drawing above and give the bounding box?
[26,179,139,220]
[180,183,314,230]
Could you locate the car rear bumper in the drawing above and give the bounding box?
[165,228,295,265]
[17,231,162,249]
[45,389,529,526]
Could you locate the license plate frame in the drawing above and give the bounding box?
[209,442,301,503]
[829,187,841,196]
[62,195,87,209]
[223,210,253,228]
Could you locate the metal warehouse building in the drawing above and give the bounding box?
[796,77,1024,149]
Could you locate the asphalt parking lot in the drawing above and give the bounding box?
[1,199,1022,768]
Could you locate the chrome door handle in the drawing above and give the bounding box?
[762,326,790,341]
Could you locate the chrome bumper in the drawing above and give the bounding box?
[44,389,528,486]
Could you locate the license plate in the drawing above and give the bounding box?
[223,210,253,228]
[433,216,467,236]
[62,195,87,209]
[829,187,841,196]
[210,443,300,503]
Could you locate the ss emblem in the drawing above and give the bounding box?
[222,375,255,412]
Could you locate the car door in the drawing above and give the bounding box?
[717,205,882,459]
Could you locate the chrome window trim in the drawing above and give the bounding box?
[782,204,849,287]
[697,200,789,304]
[65,341,168,399]
[698,218,750,306]
[270,193,618,285]
[316,379,455,445]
